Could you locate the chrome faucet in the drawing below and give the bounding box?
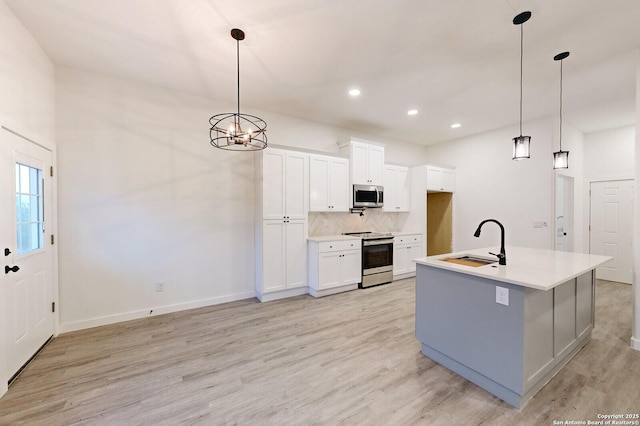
[473,219,506,265]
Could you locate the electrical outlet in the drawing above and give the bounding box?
[496,286,509,306]
[156,282,165,292]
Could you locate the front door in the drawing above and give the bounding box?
[589,179,634,284]
[0,126,55,385]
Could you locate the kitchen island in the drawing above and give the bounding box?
[414,246,612,408]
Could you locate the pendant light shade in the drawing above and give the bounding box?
[553,150,569,169]
[512,11,532,160]
[553,51,570,169]
[210,29,267,151]
[513,135,531,160]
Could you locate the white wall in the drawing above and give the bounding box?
[56,67,429,332]
[56,68,258,331]
[584,126,635,180]
[581,125,635,254]
[0,0,55,399]
[423,118,556,253]
[0,1,55,145]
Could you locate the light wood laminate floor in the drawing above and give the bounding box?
[0,279,638,425]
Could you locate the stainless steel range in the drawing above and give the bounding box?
[343,232,394,288]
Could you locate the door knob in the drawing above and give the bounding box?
[5,265,20,274]
[4,248,10,256]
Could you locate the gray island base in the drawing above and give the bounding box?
[414,246,611,408]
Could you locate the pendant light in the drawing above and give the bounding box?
[209,29,267,151]
[512,11,532,160]
[553,51,570,169]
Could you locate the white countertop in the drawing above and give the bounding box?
[414,246,612,291]
[392,231,421,236]
[307,235,361,243]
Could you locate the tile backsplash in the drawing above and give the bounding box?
[309,209,407,236]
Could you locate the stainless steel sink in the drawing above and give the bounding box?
[441,255,497,267]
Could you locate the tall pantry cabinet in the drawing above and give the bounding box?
[255,148,309,301]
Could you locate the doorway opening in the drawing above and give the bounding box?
[555,174,574,252]
[426,192,452,256]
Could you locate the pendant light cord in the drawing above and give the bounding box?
[559,59,563,151]
[236,37,241,123]
[519,23,523,136]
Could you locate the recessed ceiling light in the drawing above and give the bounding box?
[348,89,361,97]
[451,123,461,128]
[407,109,418,116]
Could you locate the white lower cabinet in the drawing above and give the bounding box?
[393,234,423,277]
[257,219,308,301]
[309,238,361,297]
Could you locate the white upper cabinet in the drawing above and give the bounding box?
[309,155,349,212]
[384,165,410,212]
[346,141,385,186]
[426,166,455,193]
[260,148,309,219]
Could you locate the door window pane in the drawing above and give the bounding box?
[15,163,43,255]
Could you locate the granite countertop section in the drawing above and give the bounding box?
[392,231,422,236]
[307,235,362,243]
[414,246,612,291]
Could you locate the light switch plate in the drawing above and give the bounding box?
[496,286,509,306]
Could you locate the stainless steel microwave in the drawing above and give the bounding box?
[353,184,384,208]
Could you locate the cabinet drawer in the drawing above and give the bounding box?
[318,240,361,253]
[395,234,422,245]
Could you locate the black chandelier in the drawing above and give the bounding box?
[209,28,267,151]
[553,51,570,169]
[512,11,532,160]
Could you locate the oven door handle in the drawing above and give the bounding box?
[363,238,395,246]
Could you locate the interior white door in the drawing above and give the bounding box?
[589,179,634,284]
[1,127,55,384]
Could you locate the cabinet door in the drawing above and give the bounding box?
[396,168,410,211]
[285,220,307,289]
[441,169,455,193]
[367,145,385,185]
[262,220,286,292]
[262,150,286,219]
[309,156,330,212]
[318,252,341,289]
[427,166,454,193]
[341,250,362,285]
[406,244,423,273]
[329,158,349,211]
[351,143,369,185]
[285,152,308,219]
[383,166,397,212]
[393,244,409,275]
[426,167,442,192]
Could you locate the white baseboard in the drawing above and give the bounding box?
[257,287,309,302]
[393,271,416,281]
[309,283,358,298]
[59,291,256,334]
[631,336,640,351]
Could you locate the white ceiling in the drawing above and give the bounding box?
[6,0,640,145]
